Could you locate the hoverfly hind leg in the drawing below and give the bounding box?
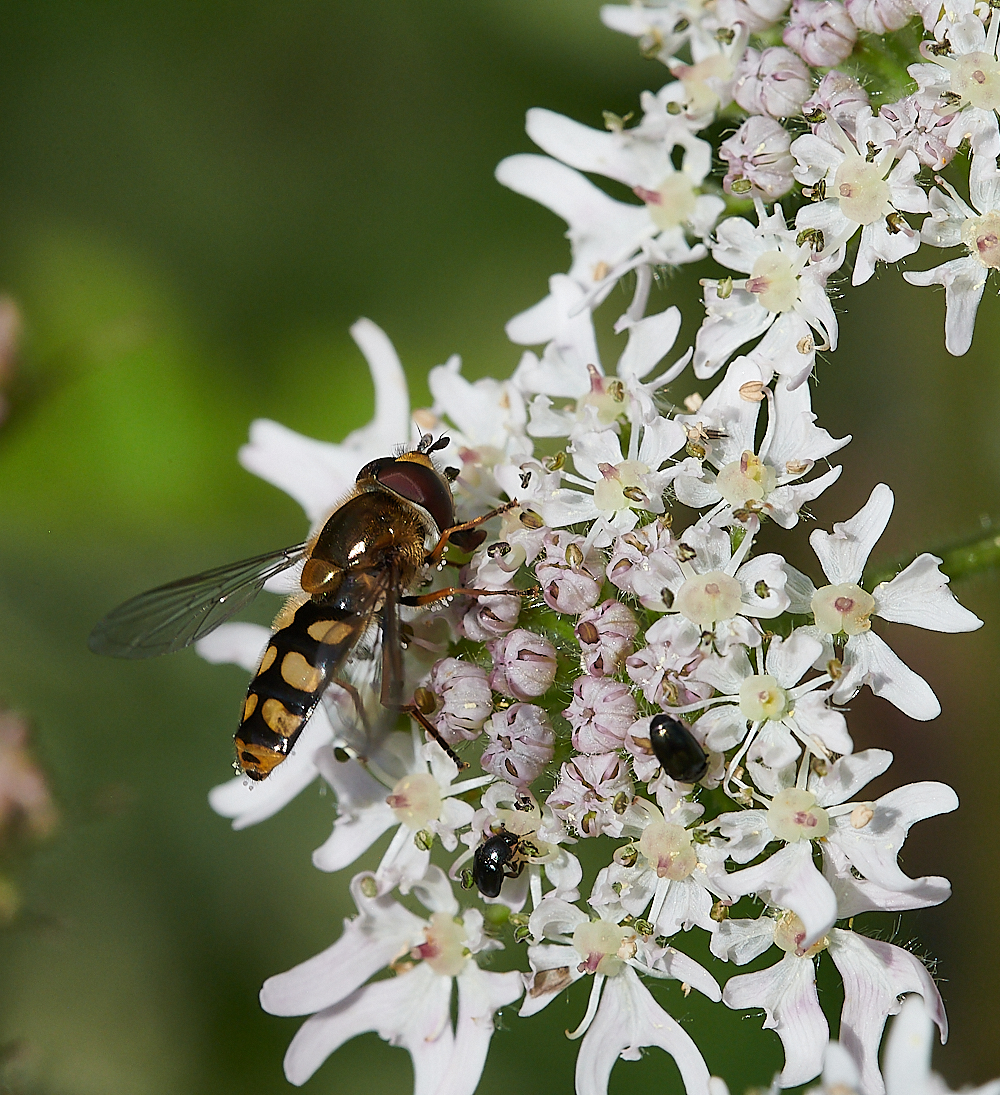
[402,703,467,770]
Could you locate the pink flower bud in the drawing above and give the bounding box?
[625,717,661,784]
[565,676,638,754]
[880,94,956,169]
[606,521,681,612]
[547,753,634,838]
[802,71,870,141]
[720,116,795,200]
[733,47,811,119]
[625,616,714,709]
[487,629,558,700]
[713,0,791,32]
[844,0,913,32]
[783,0,856,66]
[481,703,555,788]
[418,658,493,745]
[460,593,521,642]
[575,599,639,676]
[535,531,603,615]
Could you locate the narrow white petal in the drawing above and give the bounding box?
[874,553,983,633]
[810,484,894,585]
[576,967,712,1095]
[261,878,426,1016]
[829,931,946,1095]
[835,632,941,721]
[722,954,828,1087]
[282,964,453,1089]
[437,966,524,1095]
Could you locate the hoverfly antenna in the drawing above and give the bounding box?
[417,433,434,453]
[426,434,450,454]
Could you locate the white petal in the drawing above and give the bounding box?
[722,842,838,949]
[520,943,585,1017]
[765,629,824,688]
[437,966,524,1095]
[722,954,828,1087]
[196,622,269,672]
[829,930,946,1095]
[311,748,398,871]
[240,319,410,523]
[261,877,426,1017]
[527,107,664,187]
[810,748,893,807]
[710,915,776,965]
[828,780,958,894]
[822,843,951,918]
[618,306,683,380]
[835,631,941,721]
[282,963,453,1089]
[810,484,894,585]
[576,966,712,1095]
[882,995,935,1095]
[903,256,987,357]
[874,553,982,633]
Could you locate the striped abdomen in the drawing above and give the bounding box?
[235,598,367,780]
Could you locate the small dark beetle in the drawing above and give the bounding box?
[649,714,709,784]
[472,829,525,898]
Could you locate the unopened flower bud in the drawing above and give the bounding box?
[574,599,639,676]
[488,629,558,700]
[461,593,521,642]
[565,676,638,753]
[535,532,602,614]
[481,703,555,788]
[720,116,795,200]
[421,658,493,745]
[733,47,811,119]
[844,0,914,32]
[783,0,857,66]
[802,70,869,140]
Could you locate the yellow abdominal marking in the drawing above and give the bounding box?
[235,740,285,776]
[307,619,353,644]
[281,651,323,692]
[243,693,258,721]
[258,645,277,674]
[261,698,303,737]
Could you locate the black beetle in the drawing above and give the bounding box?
[649,714,709,783]
[472,829,525,898]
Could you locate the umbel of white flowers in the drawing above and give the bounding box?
[188,0,1000,1092]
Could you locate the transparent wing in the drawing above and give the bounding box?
[88,543,309,659]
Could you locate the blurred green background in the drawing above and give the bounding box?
[0,2,996,1093]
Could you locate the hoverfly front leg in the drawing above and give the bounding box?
[426,500,520,564]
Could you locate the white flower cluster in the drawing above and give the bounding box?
[193,5,1000,1094]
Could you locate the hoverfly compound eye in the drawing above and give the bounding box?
[356,456,395,483]
[375,460,454,532]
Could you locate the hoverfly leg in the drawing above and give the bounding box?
[328,677,372,735]
[426,499,520,563]
[400,586,524,608]
[401,703,468,769]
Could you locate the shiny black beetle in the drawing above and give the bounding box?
[649,714,709,784]
[472,828,527,898]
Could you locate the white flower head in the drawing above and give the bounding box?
[799,484,982,719]
[672,355,849,527]
[696,200,840,386]
[903,165,1000,354]
[260,867,523,1092]
[792,109,929,285]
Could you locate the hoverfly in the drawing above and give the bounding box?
[89,434,519,780]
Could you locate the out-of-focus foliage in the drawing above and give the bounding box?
[0,3,996,1094]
